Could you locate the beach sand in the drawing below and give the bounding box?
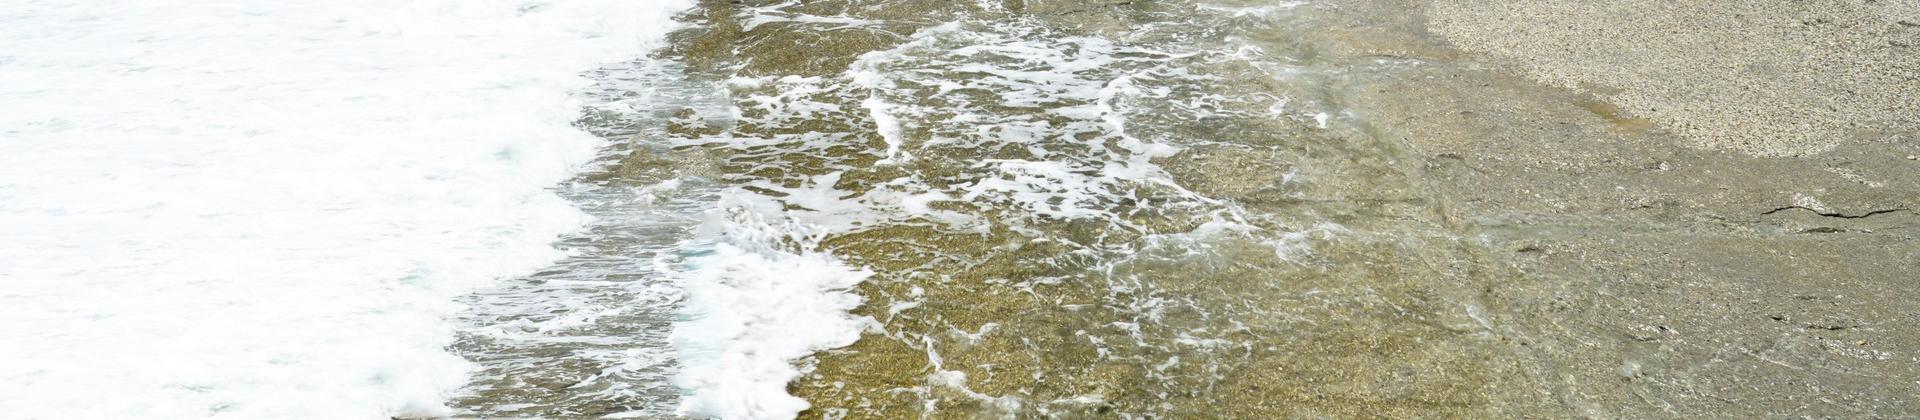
[1425,0,1920,156]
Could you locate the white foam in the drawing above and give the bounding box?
[0,1,687,417]
[667,196,876,420]
[1197,1,1309,17]
[850,55,911,165]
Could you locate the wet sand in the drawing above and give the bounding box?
[1365,0,1920,416]
[1425,0,1920,156]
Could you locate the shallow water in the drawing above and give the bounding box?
[435,0,1575,418]
[447,59,729,418]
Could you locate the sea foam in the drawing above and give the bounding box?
[667,194,876,420]
[0,1,686,417]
